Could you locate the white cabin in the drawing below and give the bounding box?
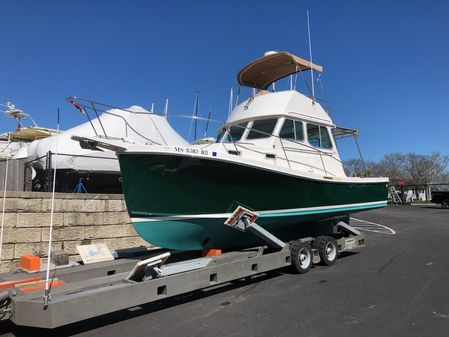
[219,89,345,177]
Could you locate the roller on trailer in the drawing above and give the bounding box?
[0,207,365,329]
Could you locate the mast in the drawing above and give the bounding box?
[307,10,315,101]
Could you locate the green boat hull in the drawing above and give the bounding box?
[118,153,388,250]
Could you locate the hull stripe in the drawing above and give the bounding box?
[131,200,387,222]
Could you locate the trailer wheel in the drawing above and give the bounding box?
[313,236,338,266]
[290,241,313,274]
[442,199,449,209]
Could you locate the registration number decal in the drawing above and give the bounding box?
[174,147,210,156]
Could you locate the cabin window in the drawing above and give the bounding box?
[247,119,278,139]
[223,123,246,142]
[320,127,332,149]
[279,119,304,142]
[307,124,333,149]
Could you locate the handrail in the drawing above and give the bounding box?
[222,122,355,175]
[66,97,357,176]
[66,97,226,147]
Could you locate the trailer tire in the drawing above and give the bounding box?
[290,241,313,274]
[442,199,449,209]
[313,236,338,266]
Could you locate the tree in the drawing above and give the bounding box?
[343,152,449,187]
[404,152,449,185]
[343,159,377,177]
[373,152,407,184]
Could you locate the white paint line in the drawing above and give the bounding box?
[350,217,396,235]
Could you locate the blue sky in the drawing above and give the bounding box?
[0,0,447,161]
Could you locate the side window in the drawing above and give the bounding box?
[223,123,246,142]
[320,127,332,149]
[307,124,333,149]
[307,124,321,147]
[247,119,278,139]
[279,119,304,141]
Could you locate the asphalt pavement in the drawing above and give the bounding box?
[1,205,449,337]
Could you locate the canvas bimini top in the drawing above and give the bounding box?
[237,51,323,90]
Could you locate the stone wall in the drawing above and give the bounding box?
[0,191,150,273]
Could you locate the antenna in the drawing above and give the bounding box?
[204,106,212,138]
[307,10,315,101]
[194,93,199,141]
[163,98,169,116]
[228,87,233,117]
[150,103,155,113]
[188,92,199,141]
[234,86,241,109]
[1,101,37,128]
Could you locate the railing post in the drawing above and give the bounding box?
[279,138,291,169]
[319,152,328,176]
[46,151,52,192]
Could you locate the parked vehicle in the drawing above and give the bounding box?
[431,191,449,208]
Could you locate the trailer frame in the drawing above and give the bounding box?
[0,218,365,329]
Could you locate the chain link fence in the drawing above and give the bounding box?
[24,151,123,193]
[389,183,449,204]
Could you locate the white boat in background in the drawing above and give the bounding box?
[28,102,188,172]
[1,99,188,192]
[0,102,59,160]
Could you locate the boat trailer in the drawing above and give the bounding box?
[0,209,365,329]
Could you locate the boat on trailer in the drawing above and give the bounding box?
[74,51,389,250]
[0,52,385,329]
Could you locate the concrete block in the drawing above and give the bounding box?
[0,198,43,212]
[136,236,153,248]
[3,228,41,243]
[84,199,106,212]
[64,212,104,226]
[62,241,84,255]
[50,250,69,265]
[14,242,62,259]
[0,260,14,273]
[103,212,130,225]
[0,244,14,260]
[41,227,86,241]
[0,213,17,228]
[63,199,86,212]
[104,199,124,212]
[17,213,63,228]
[10,259,22,273]
[84,224,136,239]
[42,198,63,212]
[102,237,141,250]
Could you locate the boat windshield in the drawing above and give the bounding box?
[222,123,247,142]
